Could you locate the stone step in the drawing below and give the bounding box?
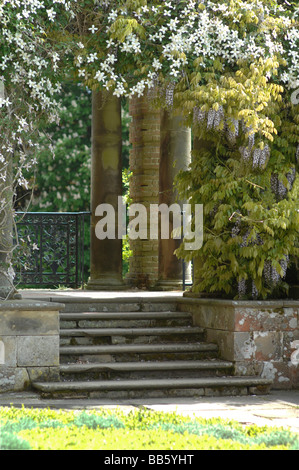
[33,376,273,399]
[60,299,178,314]
[60,326,201,336]
[59,359,234,380]
[60,311,191,320]
[60,342,218,355]
[60,311,193,329]
[60,341,219,363]
[60,326,204,346]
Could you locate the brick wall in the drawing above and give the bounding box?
[127,93,161,288]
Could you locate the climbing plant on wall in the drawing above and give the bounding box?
[175,96,299,299]
[172,2,299,299]
[66,0,299,299]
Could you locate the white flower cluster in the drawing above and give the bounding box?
[0,0,74,267]
[0,1,66,110]
[1,0,298,191]
[281,26,299,90]
[72,0,299,101]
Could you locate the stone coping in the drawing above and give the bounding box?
[11,289,299,308]
[179,295,299,308]
[44,297,180,304]
[19,290,182,304]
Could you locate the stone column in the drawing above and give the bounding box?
[155,112,192,290]
[87,90,125,290]
[127,92,161,288]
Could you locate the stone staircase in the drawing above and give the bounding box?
[33,297,272,399]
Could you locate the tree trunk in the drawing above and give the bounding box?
[0,157,19,299]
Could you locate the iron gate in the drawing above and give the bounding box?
[14,212,90,288]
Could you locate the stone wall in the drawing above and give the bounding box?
[0,300,62,392]
[178,296,299,389]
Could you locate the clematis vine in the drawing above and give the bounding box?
[0,0,74,297]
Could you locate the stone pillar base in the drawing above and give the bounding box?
[153,279,184,291]
[0,300,63,392]
[86,276,126,291]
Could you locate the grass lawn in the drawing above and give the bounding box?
[0,406,298,450]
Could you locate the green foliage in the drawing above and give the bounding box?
[153,420,299,449]
[73,411,125,430]
[176,91,299,299]
[0,430,31,450]
[15,82,132,283]
[0,406,298,451]
[24,81,92,213]
[20,85,131,213]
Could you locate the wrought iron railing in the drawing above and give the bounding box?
[13,210,191,290]
[14,212,90,288]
